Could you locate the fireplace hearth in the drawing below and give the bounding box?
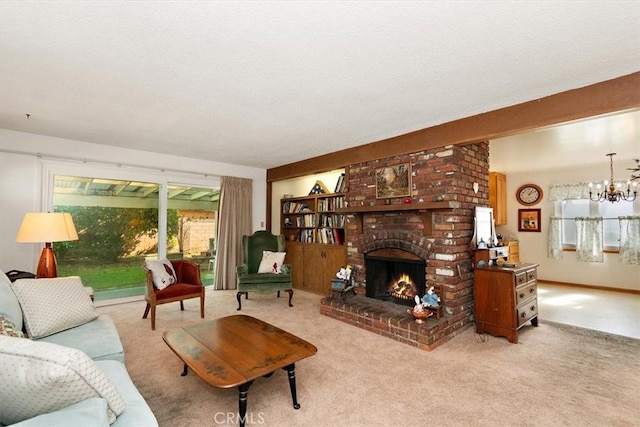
[365,249,426,308]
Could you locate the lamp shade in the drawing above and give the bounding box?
[16,212,79,243]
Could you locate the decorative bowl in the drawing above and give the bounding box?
[407,308,433,323]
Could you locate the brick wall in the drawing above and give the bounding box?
[326,142,489,348]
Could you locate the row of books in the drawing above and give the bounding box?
[283,214,315,228]
[317,227,344,245]
[287,228,344,244]
[317,196,345,212]
[318,213,345,228]
[282,201,311,213]
[297,230,315,243]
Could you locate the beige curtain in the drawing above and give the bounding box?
[214,176,253,290]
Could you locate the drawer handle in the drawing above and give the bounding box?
[519,293,525,299]
[521,312,527,318]
[530,289,535,294]
[530,305,535,311]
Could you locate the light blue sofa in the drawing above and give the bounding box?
[0,272,157,427]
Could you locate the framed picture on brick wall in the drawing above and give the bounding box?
[376,163,411,199]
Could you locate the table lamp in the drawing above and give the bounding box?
[16,212,79,278]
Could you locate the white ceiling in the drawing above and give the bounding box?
[1,1,639,169]
[491,109,640,174]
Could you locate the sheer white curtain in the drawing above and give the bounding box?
[619,216,640,265]
[548,217,563,259]
[575,217,603,263]
[214,177,253,290]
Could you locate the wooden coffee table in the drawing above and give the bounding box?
[162,315,317,426]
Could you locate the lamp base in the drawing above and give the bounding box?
[36,244,58,279]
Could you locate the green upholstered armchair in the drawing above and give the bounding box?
[236,230,294,310]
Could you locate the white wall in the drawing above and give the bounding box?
[0,129,266,273]
[490,113,640,291]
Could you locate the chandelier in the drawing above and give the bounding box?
[589,153,637,203]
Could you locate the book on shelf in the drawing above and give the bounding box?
[332,228,343,245]
[334,173,346,193]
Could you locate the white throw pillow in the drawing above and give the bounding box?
[145,259,177,290]
[11,276,98,339]
[257,251,286,274]
[0,335,125,425]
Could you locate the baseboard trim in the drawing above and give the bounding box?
[538,279,640,295]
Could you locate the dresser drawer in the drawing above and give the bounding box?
[518,300,538,327]
[516,283,537,305]
[515,272,527,286]
[526,269,537,282]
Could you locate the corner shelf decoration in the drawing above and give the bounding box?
[309,180,329,195]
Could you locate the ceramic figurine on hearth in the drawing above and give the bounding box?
[336,266,352,282]
[413,295,425,313]
[422,286,441,307]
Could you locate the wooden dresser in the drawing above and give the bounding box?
[473,262,539,343]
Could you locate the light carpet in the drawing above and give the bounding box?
[97,289,640,427]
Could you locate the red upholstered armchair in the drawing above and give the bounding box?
[143,259,205,330]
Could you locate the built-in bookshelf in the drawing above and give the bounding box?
[281,193,346,245]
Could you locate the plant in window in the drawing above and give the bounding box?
[629,158,640,182]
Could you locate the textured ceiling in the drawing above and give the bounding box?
[1,1,639,169]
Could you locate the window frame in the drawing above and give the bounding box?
[560,199,636,252]
[41,159,221,258]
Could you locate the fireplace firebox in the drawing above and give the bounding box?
[364,249,426,308]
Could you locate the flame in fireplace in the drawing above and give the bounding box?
[387,274,418,300]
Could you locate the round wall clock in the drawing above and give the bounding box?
[516,183,543,206]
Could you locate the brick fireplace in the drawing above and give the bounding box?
[320,142,489,350]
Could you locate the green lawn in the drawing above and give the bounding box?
[57,260,145,292]
[58,259,214,293]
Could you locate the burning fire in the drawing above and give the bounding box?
[387,274,418,300]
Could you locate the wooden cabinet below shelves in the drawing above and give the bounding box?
[489,172,507,225]
[284,242,346,295]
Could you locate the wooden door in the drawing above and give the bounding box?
[321,245,347,294]
[302,245,325,293]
